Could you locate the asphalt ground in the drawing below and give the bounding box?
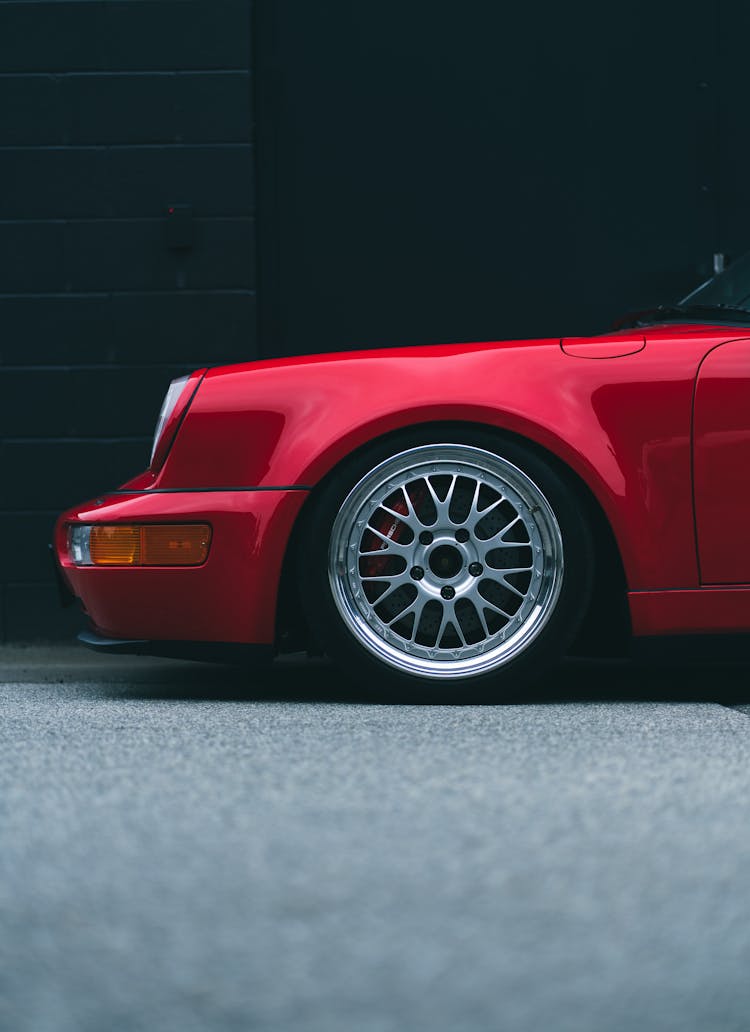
[2,645,750,1032]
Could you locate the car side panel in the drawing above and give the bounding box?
[629,587,750,635]
[157,336,716,592]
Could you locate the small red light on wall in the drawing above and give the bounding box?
[165,203,193,248]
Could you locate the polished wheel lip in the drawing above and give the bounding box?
[328,444,564,681]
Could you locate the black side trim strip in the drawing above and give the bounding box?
[108,486,312,495]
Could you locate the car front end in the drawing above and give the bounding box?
[53,368,307,661]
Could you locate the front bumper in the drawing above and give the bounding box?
[54,488,308,646]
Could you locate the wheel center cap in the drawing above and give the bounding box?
[428,544,463,579]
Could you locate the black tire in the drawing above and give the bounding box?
[299,427,593,700]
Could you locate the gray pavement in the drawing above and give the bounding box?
[2,645,750,1032]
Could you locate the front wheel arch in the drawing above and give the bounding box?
[278,424,626,695]
[276,422,629,665]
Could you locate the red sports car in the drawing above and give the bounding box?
[54,257,750,694]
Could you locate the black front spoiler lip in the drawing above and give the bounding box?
[78,630,273,665]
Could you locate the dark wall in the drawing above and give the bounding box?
[0,0,255,640]
[256,1,746,357]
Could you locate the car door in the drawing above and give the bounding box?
[694,336,750,583]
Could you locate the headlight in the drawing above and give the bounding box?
[149,370,205,471]
[151,375,190,465]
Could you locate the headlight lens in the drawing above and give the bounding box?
[151,375,190,465]
[149,369,205,472]
[68,525,92,565]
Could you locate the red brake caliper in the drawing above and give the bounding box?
[362,484,426,578]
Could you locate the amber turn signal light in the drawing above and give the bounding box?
[85,524,211,567]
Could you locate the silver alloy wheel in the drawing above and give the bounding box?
[328,444,564,680]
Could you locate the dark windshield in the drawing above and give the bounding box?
[614,251,750,328]
[681,251,750,309]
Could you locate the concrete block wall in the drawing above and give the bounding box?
[0,0,255,639]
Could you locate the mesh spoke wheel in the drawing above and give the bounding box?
[327,444,565,680]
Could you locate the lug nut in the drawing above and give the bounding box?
[455,529,469,542]
[411,566,425,580]
[419,531,433,545]
[468,562,483,576]
[441,586,455,600]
